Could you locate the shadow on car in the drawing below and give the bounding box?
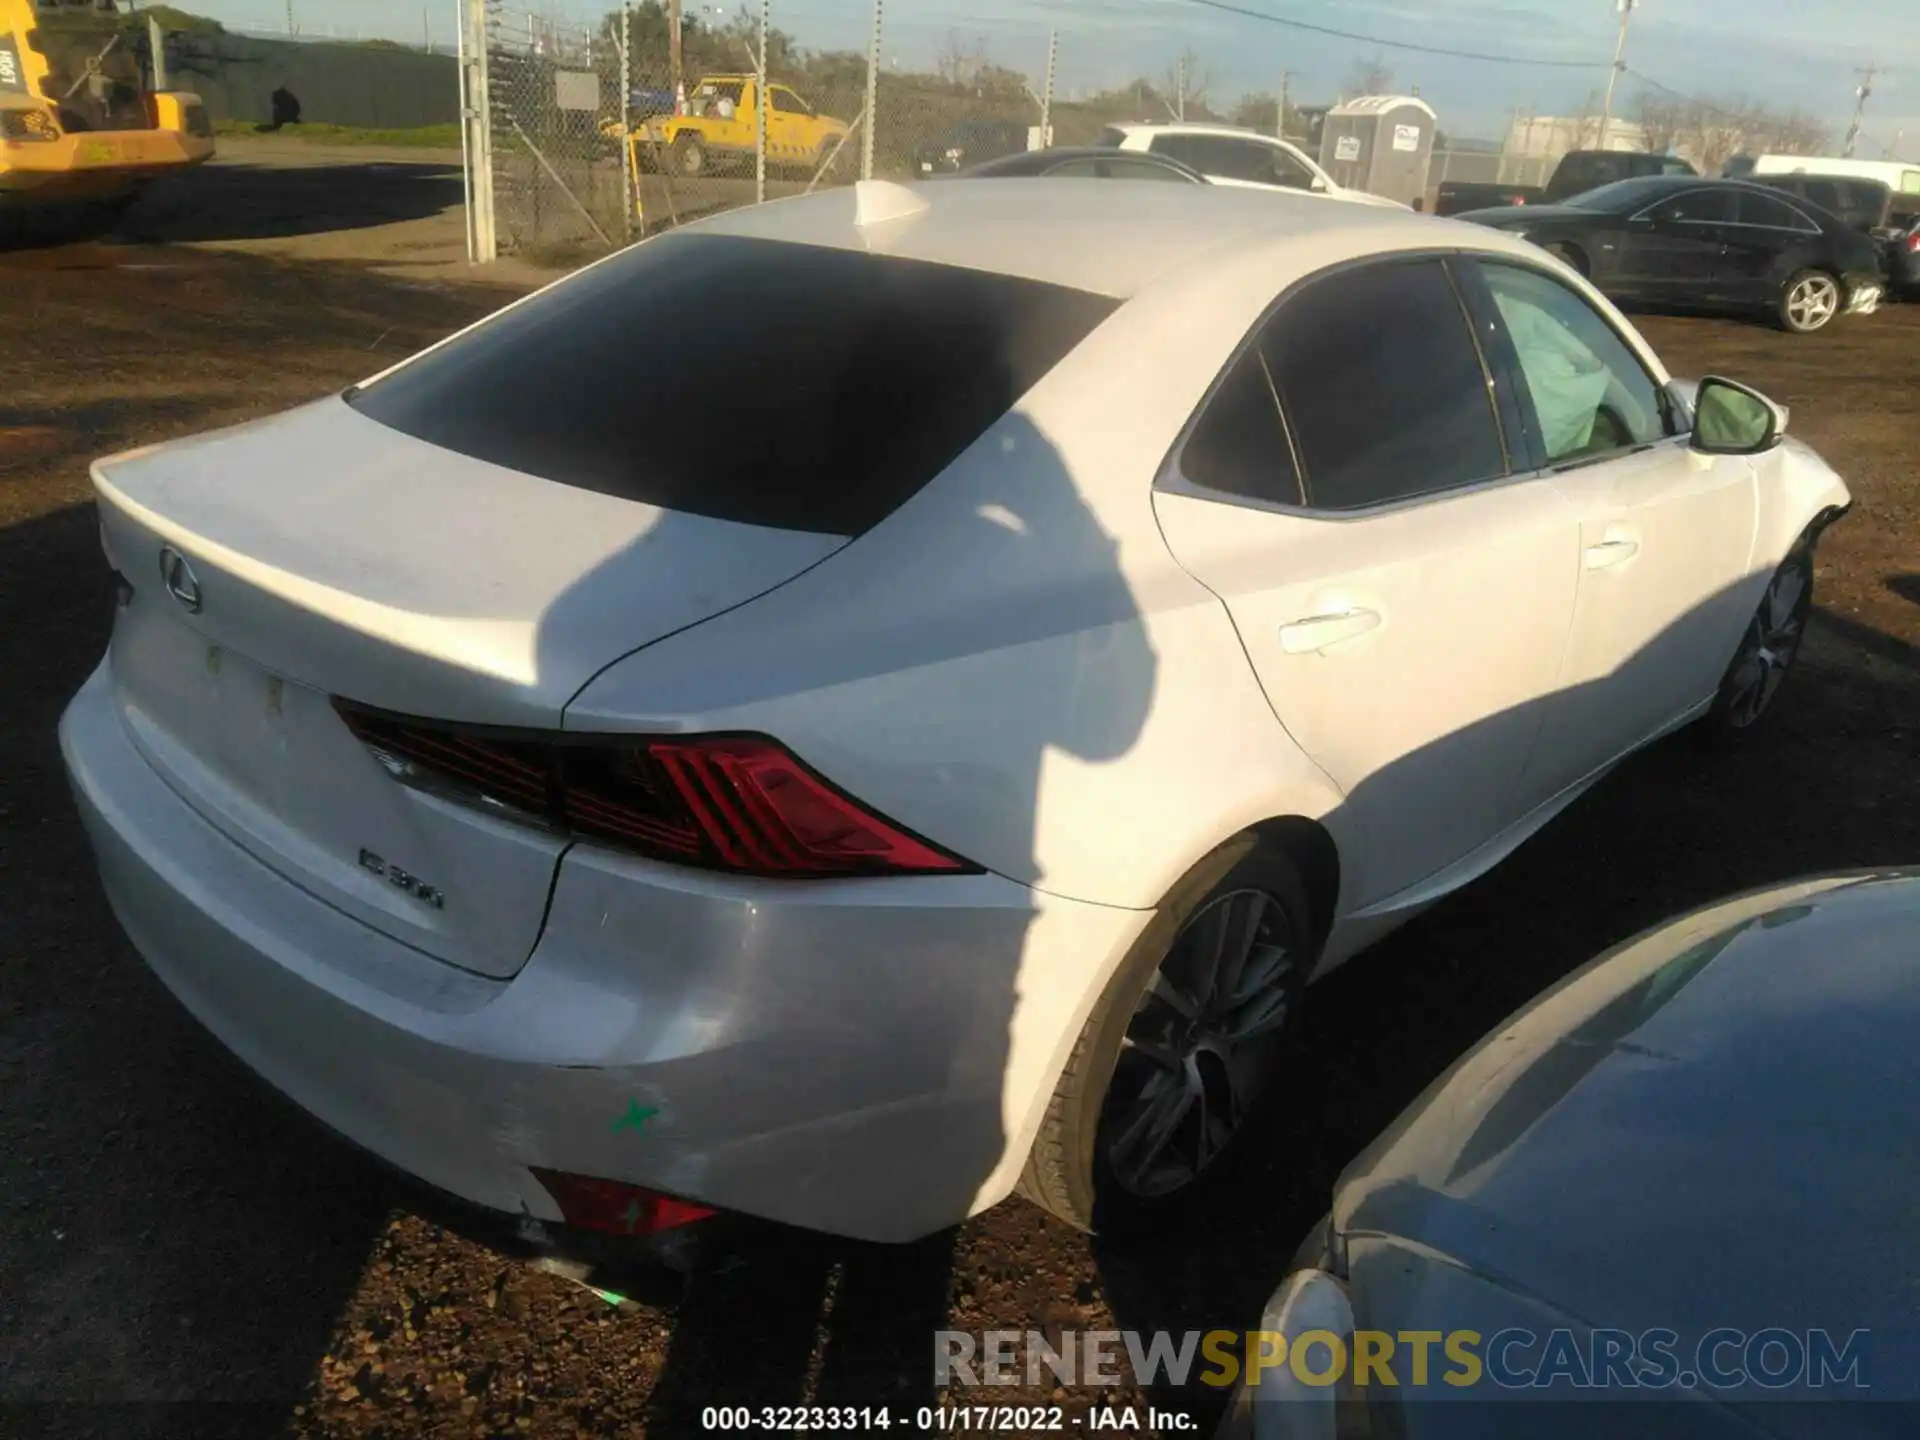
[1089,582,1920,1429]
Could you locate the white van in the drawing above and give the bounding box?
[1752,154,1920,199]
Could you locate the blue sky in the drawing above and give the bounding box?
[183,0,1918,147]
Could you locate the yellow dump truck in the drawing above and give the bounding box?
[627,75,848,179]
[1,0,212,231]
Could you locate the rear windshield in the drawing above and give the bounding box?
[349,234,1117,536]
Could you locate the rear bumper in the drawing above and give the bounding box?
[1843,271,1885,314]
[61,657,1147,1244]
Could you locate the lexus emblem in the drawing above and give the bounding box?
[158,546,202,613]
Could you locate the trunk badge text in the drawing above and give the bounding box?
[158,546,202,614]
[358,849,446,910]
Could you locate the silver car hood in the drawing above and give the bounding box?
[1333,871,1920,1340]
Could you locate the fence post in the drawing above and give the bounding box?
[464,0,495,261]
[620,3,634,243]
[861,0,880,180]
[147,16,168,89]
[754,0,768,203]
[1039,29,1054,147]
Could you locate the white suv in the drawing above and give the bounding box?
[1098,122,1410,209]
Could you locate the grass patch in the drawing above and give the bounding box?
[213,120,461,149]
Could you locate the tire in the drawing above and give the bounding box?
[1700,541,1815,739]
[671,134,707,179]
[1779,268,1842,334]
[1016,837,1315,1235]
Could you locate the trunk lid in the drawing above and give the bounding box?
[94,397,844,977]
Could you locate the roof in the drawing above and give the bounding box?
[1329,95,1437,120]
[1103,122,1297,144]
[689,177,1508,299]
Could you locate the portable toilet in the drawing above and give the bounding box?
[1318,95,1438,206]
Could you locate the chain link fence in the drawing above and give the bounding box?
[455,0,1843,262]
[458,0,1100,261]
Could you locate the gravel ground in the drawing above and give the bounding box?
[2,202,1915,1440]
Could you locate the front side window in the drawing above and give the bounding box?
[1104,157,1195,183]
[1265,145,1317,190]
[1649,188,1735,224]
[770,88,810,115]
[1260,259,1507,510]
[1477,262,1668,464]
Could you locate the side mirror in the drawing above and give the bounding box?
[1310,176,1329,192]
[1627,212,1656,229]
[1690,376,1787,456]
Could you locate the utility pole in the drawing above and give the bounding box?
[1277,70,1290,139]
[1176,54,1185,122]
[667,0,684,111]
[1598,0,1636,152]
[1843,65,1879,158]
[285,0,296,36]
[1039,30,1055,147]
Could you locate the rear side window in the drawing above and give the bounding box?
[1737,191,1817,231]
[350,234,1118,536]
[1262,259,1506,510]
[1179,348,1301,505]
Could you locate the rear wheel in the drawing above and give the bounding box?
[671,134,708,178]
[1017,839,1314,1235]
[1779,269,1841,334]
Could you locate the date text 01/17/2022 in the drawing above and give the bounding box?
[700,1405,1197,1432]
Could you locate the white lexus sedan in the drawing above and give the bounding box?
[62,179,1850,1250]
[1098,121,1410,208]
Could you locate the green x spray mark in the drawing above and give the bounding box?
[611,1098,659,1135]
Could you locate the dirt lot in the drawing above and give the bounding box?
[2,153,1917,1440]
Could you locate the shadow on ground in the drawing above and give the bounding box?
[125,161,464,244]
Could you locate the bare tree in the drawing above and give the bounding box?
[1635,90,1686,155]
[1160,47,1211,120]
[935,29,987,90]
[1343,53,1394,97]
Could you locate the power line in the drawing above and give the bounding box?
[1175,0,1609,69]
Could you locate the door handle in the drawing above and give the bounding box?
[1584,538,1641,570]
[1279,608,1381,654]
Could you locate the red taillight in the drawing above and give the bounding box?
[333,703,975,879]
[1906,232,1920,253]
[529,1168,715,1237]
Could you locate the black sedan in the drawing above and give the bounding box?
[1460,176,1885,334]
[948,145,1206,183]
[1222,870,1920,1439]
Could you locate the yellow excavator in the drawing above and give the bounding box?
[1,0,212,235]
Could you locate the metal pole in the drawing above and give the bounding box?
[1843,66,1878,158]
[1599,0,1635,152]
[148,15,167,88]
[754,0,767,202]
[620,3,634,243]
[1278,70,1290,139]
[861,0,881,179]
[457,0,472,258]
[1039,29,1055,148]
[1176,55,1185,122]
[668,0,684,108]
[471,0,496,260]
